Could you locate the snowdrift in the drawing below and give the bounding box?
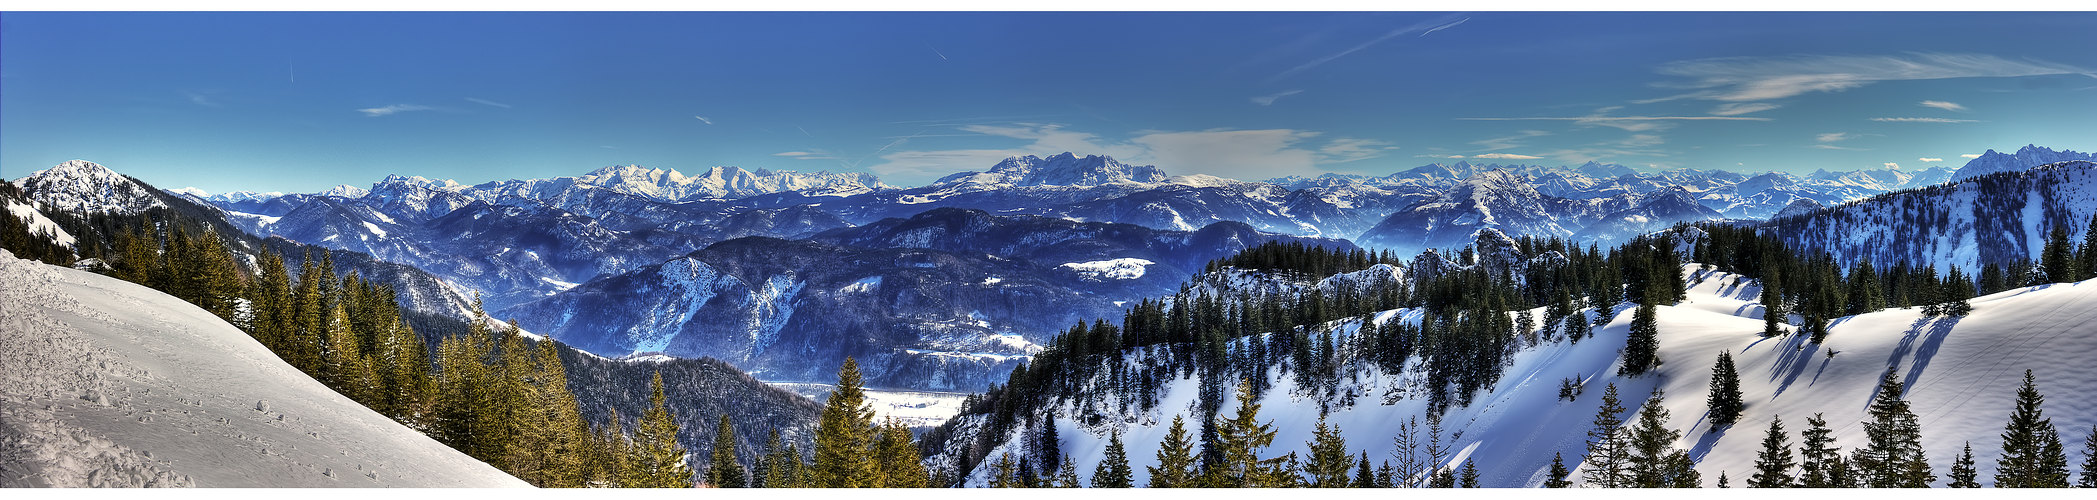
[0,250,527,487]
[969,264,2097,487]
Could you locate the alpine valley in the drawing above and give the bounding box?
[7,145,2097,488]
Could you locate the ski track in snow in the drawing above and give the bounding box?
[964,263,2097,488]
[0,250,527,487]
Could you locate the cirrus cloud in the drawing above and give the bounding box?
[1919,100,1966,111]
[1652,53,2093,102]
[1871,117,1981,123]
[357,104,433,117]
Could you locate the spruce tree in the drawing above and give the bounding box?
[1748,416,1796,487]
[1051,457,1082,488]
[1947,442,1980,488]
[988,453,1024,488]
[1304,416,1352,487]
[2044,222,2075,283]
[1798,413,1842,488]
[1352,452,1376,488]
[1458,460,1478,488]
[1995,369,2071,487]
[1627,389,1692,487]
[1209,380,1281,487]
[1147,415,1198,487]
[1091,431,1133,488]
[705,414,746,488]
[811,357,876,487]
[1708,350,1744,427]
[1038,413,1061,473]
[1716,471,1730,487]
[1582,383,1632,487]
[1761,272,1785,337]
[1854,370,1932,488]
[1620,301,1660,376]
[1544,452,1573,488]
[873,419,929,487]
[2080,214,2097,282]
[628,372,692,487]
[2077,424,2097,487]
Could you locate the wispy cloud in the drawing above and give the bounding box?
[184,91,219,107]
[1470,153,1543,160]
[1420,17,1468,37]
[1812,144,1866,151]
[1318,138,1398,163]
[774,151,841,160]
[1710,102,1780,116]
[357,104,433,117]
[1962,153,1983,158]
[1816,132,1853,142]
[693,115,714,125]
[1470,130,1552,151]
[1251,89,1304,106]
[1918,157,1944,162]
[1269,14,1468,82]
[465,97,512,109]
[1652,53,2093,102]
[1918,100,1966,111]
[1871,117,1981,123]
[1458,115,1769,132]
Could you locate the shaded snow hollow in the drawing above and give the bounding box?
[967,264,2097,488]
[0,250,526,487]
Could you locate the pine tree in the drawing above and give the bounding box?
[1748,416,1796,487]
[628,372,692,487]
[1352,452,1377,488]
[811,357,876,487]
[1708,350,1744,427]
[1627,389,1692,487]
[1304,416,1352,487]
[1051,457,1082,488]
[1947,442,1980,488]
[989,453,1024,488]
[1147,415,1198,487]
[705,414,746,488]
[1761,272,1785,337]
[1799,413,1842,488]
[1995,369,2070,487]
[1208,380,1282,487]
[2044,222,2076,283]
[1582,383,1633,487]
[1544,452,1573,488]
[1038,413,1062,473]
[873,419,929,488]
[1619,301,1660,376]
[531,342,589,487]
[596,408,630,487]
[2080,214,2097,282]
[1091,431,1133,488]
[2077,424,2097,487]
[1854,370,1932,488]
[1458,460,1478,488]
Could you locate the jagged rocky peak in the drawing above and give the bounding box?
[962,152,1169,187]
[16,159,169,215]
[1952,144,2097,180]
[1450,169,1540,203]
[1734,171,1798,194]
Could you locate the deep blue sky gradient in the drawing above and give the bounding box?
[4,11,2094,193]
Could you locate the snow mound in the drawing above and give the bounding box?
[0,250,527,487]
[1058,258,1154,281]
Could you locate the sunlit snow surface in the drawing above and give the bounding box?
[769,382,970,429]
[0,250,527,487]
[1058,258,1154,281]
[960,264,2097,487]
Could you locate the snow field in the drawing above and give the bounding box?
[0,250,527,487]
[968,263,2097,487]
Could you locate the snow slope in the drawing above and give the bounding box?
[0,250,527,487]
[963,264,2097,487]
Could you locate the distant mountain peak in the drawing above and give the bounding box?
[16,160,168,215]
[1952,144,2095,180]
[941,153,1167,188]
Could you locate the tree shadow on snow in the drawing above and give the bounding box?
[1900,316,1959,394]
[1767,333,1816,399]
[1689,419,1730,462]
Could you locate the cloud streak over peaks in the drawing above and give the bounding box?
[1871,117,1981,123]
[357,104,433,117]
[1653,53,2093,102]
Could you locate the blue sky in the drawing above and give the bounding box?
[3,11,2095,194]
